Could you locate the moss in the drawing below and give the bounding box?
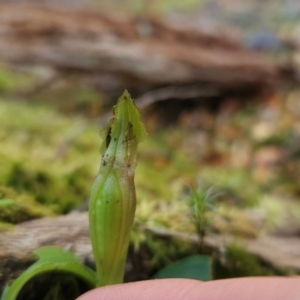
[0,65,37,94]
[0,221,14,232]
[4,161,93,214]
[136,231,197,276]
[0,186,53,224]
[0,100,99,214]
[137,130,198,194]
[198,168,261,207]
[253,130,294,149]
[214,244,275,278]
[207,206,259,238]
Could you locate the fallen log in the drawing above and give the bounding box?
[0,4,278,95]
[1,213,300,288]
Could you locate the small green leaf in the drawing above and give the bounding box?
[1,246,96,300]
[153,255,213,281]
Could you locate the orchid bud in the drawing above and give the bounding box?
[89,90,147,287]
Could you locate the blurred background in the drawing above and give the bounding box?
[1,0,300,287]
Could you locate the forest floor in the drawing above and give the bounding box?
[1,0,300,292]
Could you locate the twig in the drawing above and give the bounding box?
[96,85,218,126]
[135,85,218,110]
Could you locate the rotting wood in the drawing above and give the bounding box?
[1,213,300,287]
[0,4,278,95]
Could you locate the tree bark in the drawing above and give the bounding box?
[0,4,278,95]
[1,213,300,287]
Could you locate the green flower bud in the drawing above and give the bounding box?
[89,91,147,287]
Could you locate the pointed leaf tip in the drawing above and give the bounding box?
[113,90,147,144]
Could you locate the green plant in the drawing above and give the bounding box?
[1,91,215,299]
[89,90,147,286]
[1,247,96,300]
[189,184,219,251]
[214,244,274,278]
[150,184,217,282]
[1,90,147,299]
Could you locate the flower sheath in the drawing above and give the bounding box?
[89,91,147,287]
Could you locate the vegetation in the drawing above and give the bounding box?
[1,63,300,297]
[1,91,149,299]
